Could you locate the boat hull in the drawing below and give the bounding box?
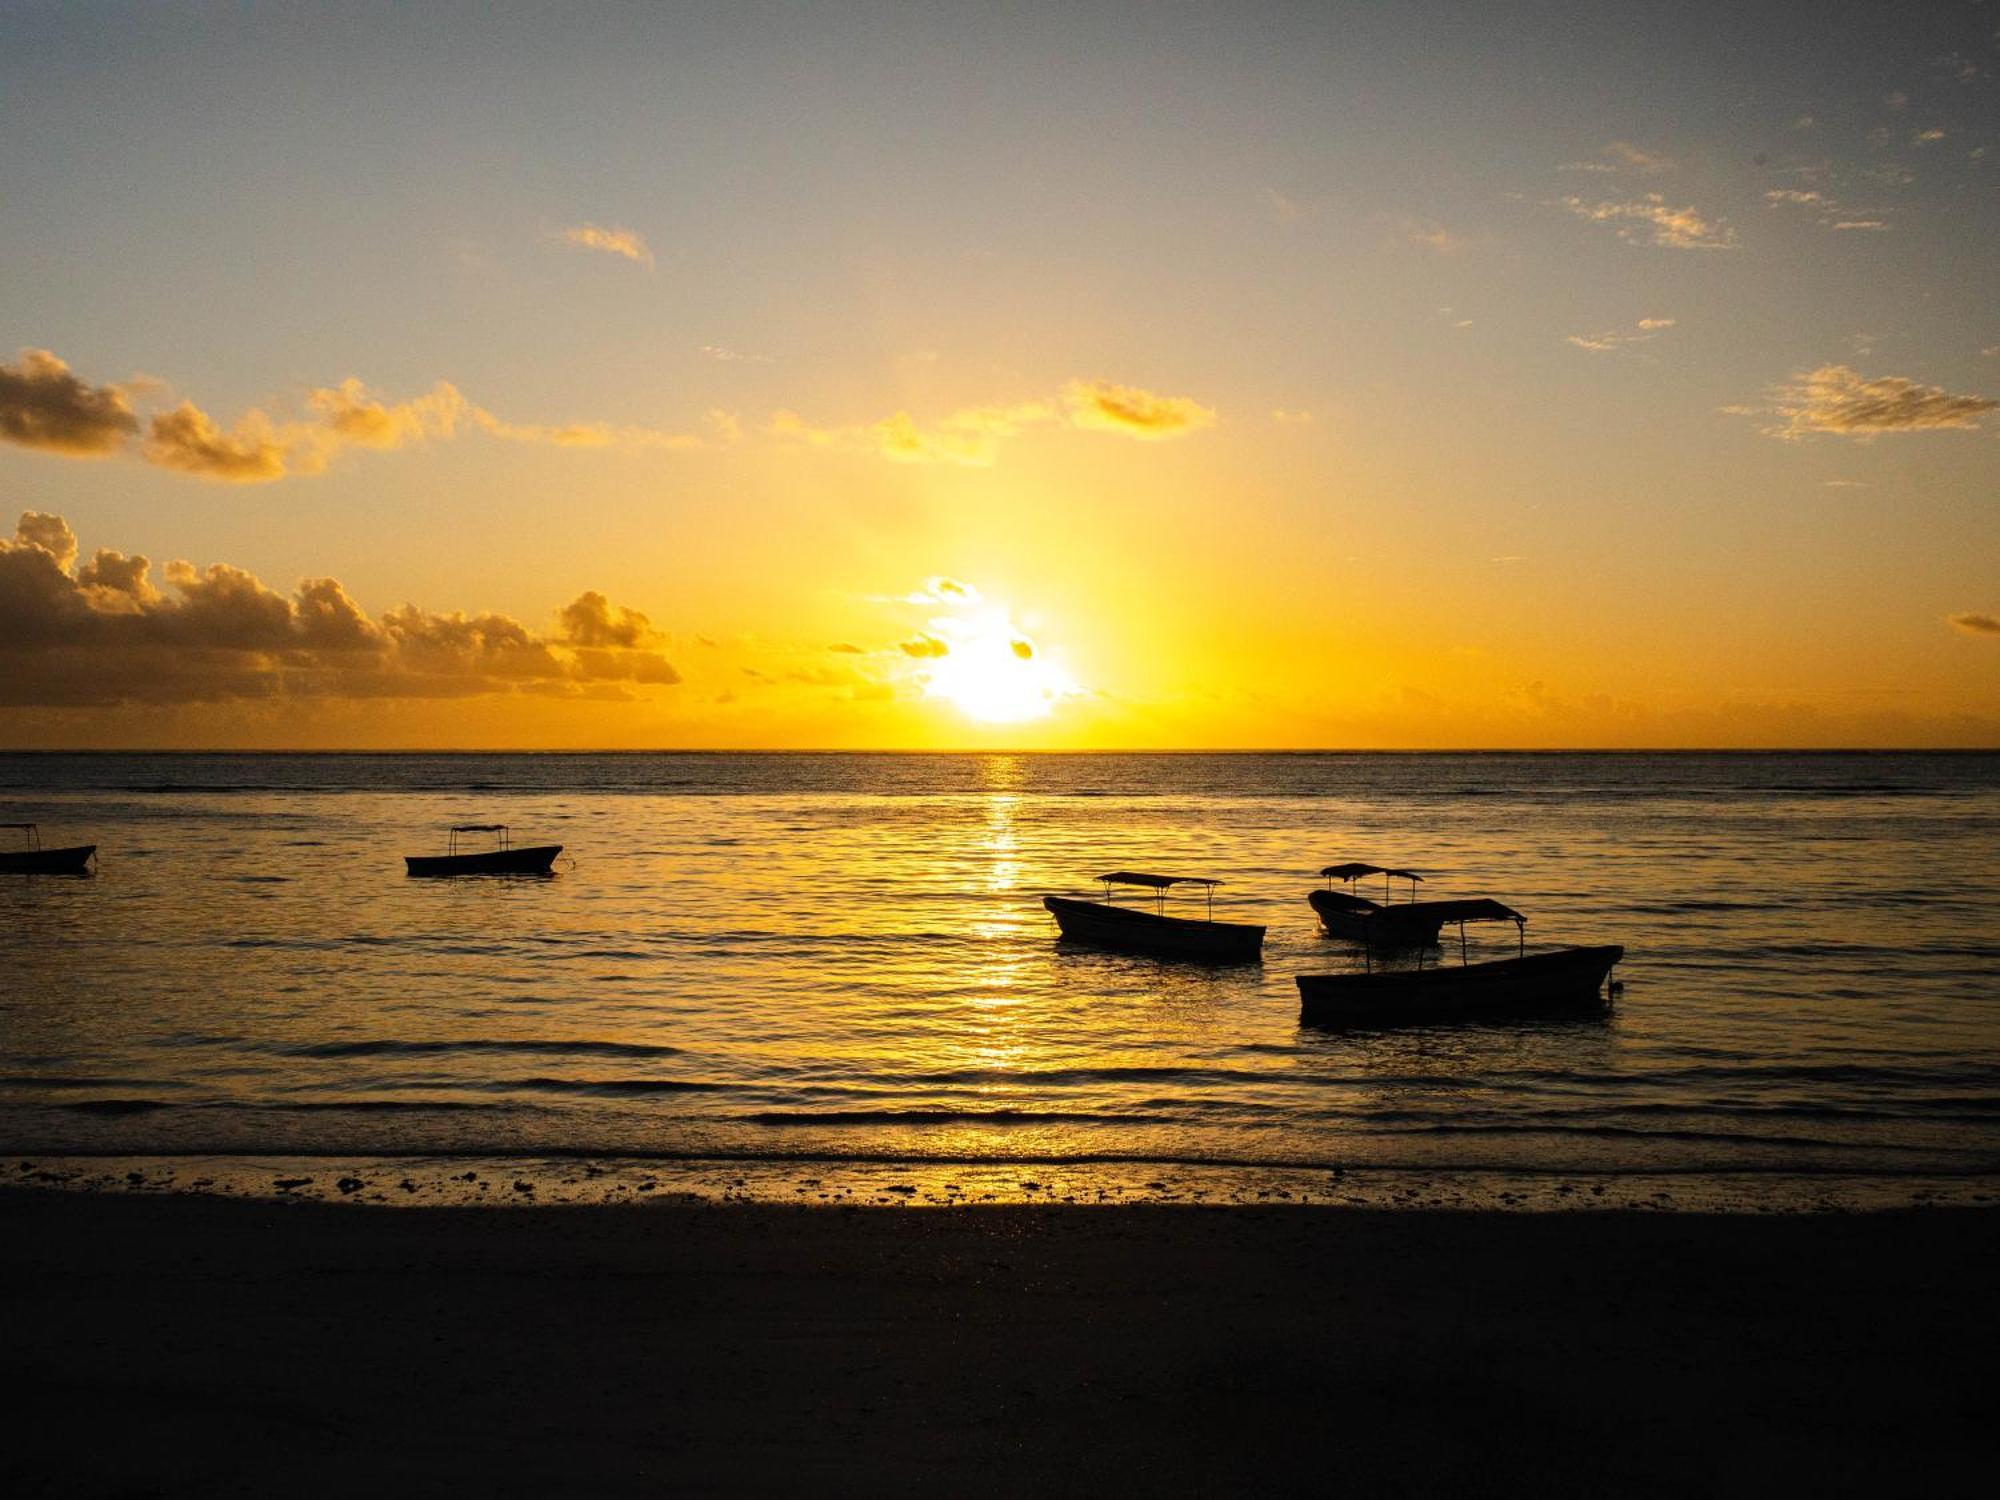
[0,845,95,875]
[1297,945,1623,1028]
[1043,895,1264,963]
[1307,889,1446,945]
[404,845,562,877]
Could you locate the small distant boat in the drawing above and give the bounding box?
[404,824,561,878]
[1043,872,1265,963]
[1309,861,1429,942]
[1297,899,1621,1028]
[0,823,96,875]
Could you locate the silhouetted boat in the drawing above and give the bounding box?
[0,823,95,875]
[1309,861,1428,942]
[1043,872,1265,962]
[1297,899,1621,1027]
[404,824,561,877]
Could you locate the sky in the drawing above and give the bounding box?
[1,0,1996,749]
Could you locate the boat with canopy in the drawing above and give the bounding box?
[0,823,96,875]
[1296,898,1621,1027]
[1043,872,1265,962]
[404,825,562,877]
[1309,861,1429,942]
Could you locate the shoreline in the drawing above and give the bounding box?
[12,1153,1998,1211]
[3,1188,1992,1494]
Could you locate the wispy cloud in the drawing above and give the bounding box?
[1062,379,1216,439]
[1754,365,1997,439]
[1948,612,2000,636]
[1565,317,1676,353]
[1559,141,1675,175]
[560,223,654,267]
[698,345,774,364]
[772,379,1215,465]
[1559,193,1737,249]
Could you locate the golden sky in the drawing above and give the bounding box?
[2,3,1996,748]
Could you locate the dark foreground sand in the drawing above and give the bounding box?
[2,1193,1993,1496]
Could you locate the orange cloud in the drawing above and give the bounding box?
[1061,379,1216,439]
[1761,365,1997,439]
[561,223,654,267]
[1560,193,1736,249]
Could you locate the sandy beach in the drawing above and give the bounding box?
[2,1192,1991,1496]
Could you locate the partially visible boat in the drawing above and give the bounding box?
[405,824,561,877]
[0,823,96,875]
[1309,861,1427,941]
[1043,872,1265,963]
[1296,899,1621,1027]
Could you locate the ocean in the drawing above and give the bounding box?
[3,751,1997,1208]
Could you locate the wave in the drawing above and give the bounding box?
[279,1038,685,1060]
[744,1108,1166,1126]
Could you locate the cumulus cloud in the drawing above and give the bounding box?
[1560,193,1737,249]
[898,633,950,658]
[1757,365,1998,439]
[1948,613,2000,636]
[142,402,290,482]
[561,223,654,267]
[0,512,680,707]
[0,348,139,456]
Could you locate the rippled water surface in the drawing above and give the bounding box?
[4,752,1998,1201]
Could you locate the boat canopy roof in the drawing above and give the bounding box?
[0,822,36,830]
[1321,862,1423,882]
[451,823,508,833]
[1380,898,1524,926]
[1097,871,1220,889]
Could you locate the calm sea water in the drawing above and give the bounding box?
[4,752,1998,1204]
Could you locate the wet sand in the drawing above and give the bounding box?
[1,1192,1992,1496]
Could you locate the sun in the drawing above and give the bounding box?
[919,605,1081,723]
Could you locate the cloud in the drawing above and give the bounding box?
[2,347,710,483]
[827,642,865,654]
[142,402,290,482]
[1062,379,1216,439]
[1560,141,1675,175]
[1948,613,2000,636]
[1271,409,1314,425]
[306,378,468,450]
[561,223,654,267]
[698,345,774,363]
[1565,317,1676,354]
[1757,365,1998,439]
[0,348,139,456]
[1829,220,1891,232]
[1765,188,1829,207]
[898,633,950,658]
[774,380,1214,465]
[1911,128,1946,146]
[0,511,680,706]
[1560,193,1737,249]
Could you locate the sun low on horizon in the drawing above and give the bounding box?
[1,1,1996,751]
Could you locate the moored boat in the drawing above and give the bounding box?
[0,823,96,875]
[405,824,561,877]
[1309,861,1427,942]
[1296,899,1621,1027]
[1043,872,1265,963]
